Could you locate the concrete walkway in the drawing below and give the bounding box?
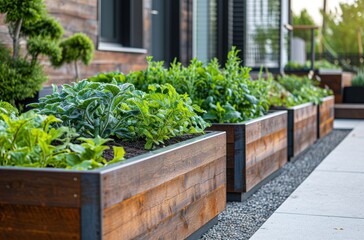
[250,120,364,240]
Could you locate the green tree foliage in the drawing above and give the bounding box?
[323,0,364,53]
[52,33,95,80]
[0,0,46,58]
[293,9,318,52]
[0,0,94,107]
[0,44,46,107]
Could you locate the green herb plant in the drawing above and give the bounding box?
[277,75,333,105]
[352,70,364,87]
[0,111,124,170]
[124,48,269,123]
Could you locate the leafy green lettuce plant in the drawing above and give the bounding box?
[0,111,124,170]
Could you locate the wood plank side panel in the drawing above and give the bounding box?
[319,73,353,103]
[0,170,80,208]
[0,204,80,240]
[318,97,334,138]
[102,133,226,208]
[244,112,288,191]
[245,148,287,192]
[319,74,343,103]
[102,157,226,240]
[293,105,317,156]
[335,104,364,119]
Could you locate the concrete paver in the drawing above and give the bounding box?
[250,120,364,240]
[250,213,364,240]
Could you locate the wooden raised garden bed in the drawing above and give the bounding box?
[207,111,287,201]
[0,132,226,240]
[319,71,353,103]
[286,102,317,158]
[318,96,335,139]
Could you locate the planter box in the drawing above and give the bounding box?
[286,103,317,158]
[318,96,335,139]
[207,111,287,201]
[0,132,226,240]
[343,86,364,103]
[319,72,353,103]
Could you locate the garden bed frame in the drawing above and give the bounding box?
[318,96,335,139]
[0,132,226,240]
[286,102,318,158]
[208,111,287,201]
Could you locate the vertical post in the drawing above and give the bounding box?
[310,28,315,70]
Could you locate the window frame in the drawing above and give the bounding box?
[97,0,147,54]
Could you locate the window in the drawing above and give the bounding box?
[99,0,145,52]
[233,0,283,69]
[193,0,217,63]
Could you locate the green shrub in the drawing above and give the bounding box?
[0,111,124,170]
[87,71,126,83]
[0,56,47,107]
[284,60,341,71]
[0,0,95,106]
[31,81,207,149]
[352,71,364,87]
[253,71,303,108]
[52,33,95,80]
[277,75,333,105]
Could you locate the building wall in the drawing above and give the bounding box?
[0,0,152,86]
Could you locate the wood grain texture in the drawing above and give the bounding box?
[0,132,226,239]
[0,204,80,240]
[319,72,354,103]
[208,111,288,193]
[102,157,226,240]
[244,112,288,192]
[101,133,226,209]
[318,96,335,138]
[335,104,364,119]
[289,103,317,157]
[0,170,80,208]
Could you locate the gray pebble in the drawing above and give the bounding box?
[200,129,351,240]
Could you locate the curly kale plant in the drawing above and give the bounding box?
[31,81,208,149]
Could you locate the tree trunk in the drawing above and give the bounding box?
[74,61,79,81]
[13,19,23,60]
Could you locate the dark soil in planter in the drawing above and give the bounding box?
[103,134,202,159]
[343,86,364,103]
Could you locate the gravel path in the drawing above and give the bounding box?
[201,129,351,240]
